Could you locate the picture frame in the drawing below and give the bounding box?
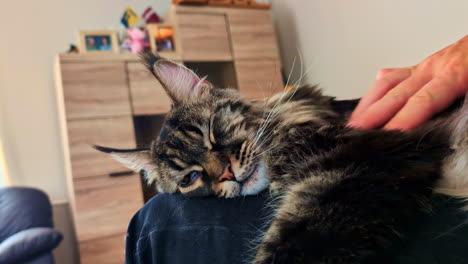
[147,24,179,56]
[78,30,119,54]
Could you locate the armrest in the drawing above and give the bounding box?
[0,227,63,264]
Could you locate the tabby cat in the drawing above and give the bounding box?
[96,53,468,263]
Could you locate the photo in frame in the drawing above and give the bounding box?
[147,24,179,56]
[78,30,119,54]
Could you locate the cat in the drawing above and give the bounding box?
[96,53,468,263]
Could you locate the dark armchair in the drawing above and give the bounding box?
[0,187,63,264]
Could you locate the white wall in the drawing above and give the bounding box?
[271,0,468,99]
[0,0,171,201]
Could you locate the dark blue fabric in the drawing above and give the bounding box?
[126,192,272,264]
[126,193,468,264]
[0,228,63,264]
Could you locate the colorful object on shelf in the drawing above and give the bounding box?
[78,30,120,54]
[67,44,79,53]
[120,40,132,53]
[121,6,140,28]
[122,28,150,54]
[147,24,179,56]
[142,7,161,24]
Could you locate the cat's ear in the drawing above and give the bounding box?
[94,146,156,172]
[142,53,213,104]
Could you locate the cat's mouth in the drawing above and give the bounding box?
[236,162,259,182]
[237,162,269,196]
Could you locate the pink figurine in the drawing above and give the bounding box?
[123,28,150,54]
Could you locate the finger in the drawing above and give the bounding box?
[350,68,412,122]
[384,77,463,130]
[349,75,427,129]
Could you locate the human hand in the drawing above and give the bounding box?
[348,35,468,131]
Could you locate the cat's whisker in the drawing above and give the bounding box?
[253,81,309,153]
[253,84,303,147]
[253,57,300,142]
[256,80,265,100]
[251,58,313,161]
[269,61,279,96]
[297,47,305,87]
[285,56,297,89]
[251,142,282,161]
[260,62,314,126]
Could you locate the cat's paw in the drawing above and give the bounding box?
[217,181,241,198]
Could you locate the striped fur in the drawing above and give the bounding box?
[100,55,467,263]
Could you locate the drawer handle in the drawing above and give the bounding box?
[109,171,134,177]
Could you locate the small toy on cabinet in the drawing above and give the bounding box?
[121,28,150,54]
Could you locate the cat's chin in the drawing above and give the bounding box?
[240,162,269,196]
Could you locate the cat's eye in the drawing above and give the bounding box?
[180,171,201,188]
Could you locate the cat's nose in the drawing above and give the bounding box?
[218,163,235,182]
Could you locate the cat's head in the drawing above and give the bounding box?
[97,54,270,198]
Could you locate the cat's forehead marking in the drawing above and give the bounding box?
[171,158,188,169]
[209,115,217,144]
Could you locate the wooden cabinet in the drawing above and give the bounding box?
[56,4,283,263]
[74,175,143,242]
[236,60,284,99]
[169,5,284,99]
[127,62,172,115]
[79,233,127,264]
[229,11,280,60]
[176,13,232,61]
[61,63,132,119]
[57,61,143,262]
[67,116,137,179]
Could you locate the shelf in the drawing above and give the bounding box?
[59,52,183,63]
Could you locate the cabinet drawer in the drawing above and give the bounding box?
[229,11,280,60]
[74,174,143,242]
[177,13,232,61]
[79,233,126,264]
[236,60,284,99]
[127,62,172,115]
[68,116,136,179]
[61,63,132,119]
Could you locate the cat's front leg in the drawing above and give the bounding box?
[253,218,306,264]
[252,178,333,264]
[252,169,422,264]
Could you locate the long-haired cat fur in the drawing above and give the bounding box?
[96,53,468,263]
